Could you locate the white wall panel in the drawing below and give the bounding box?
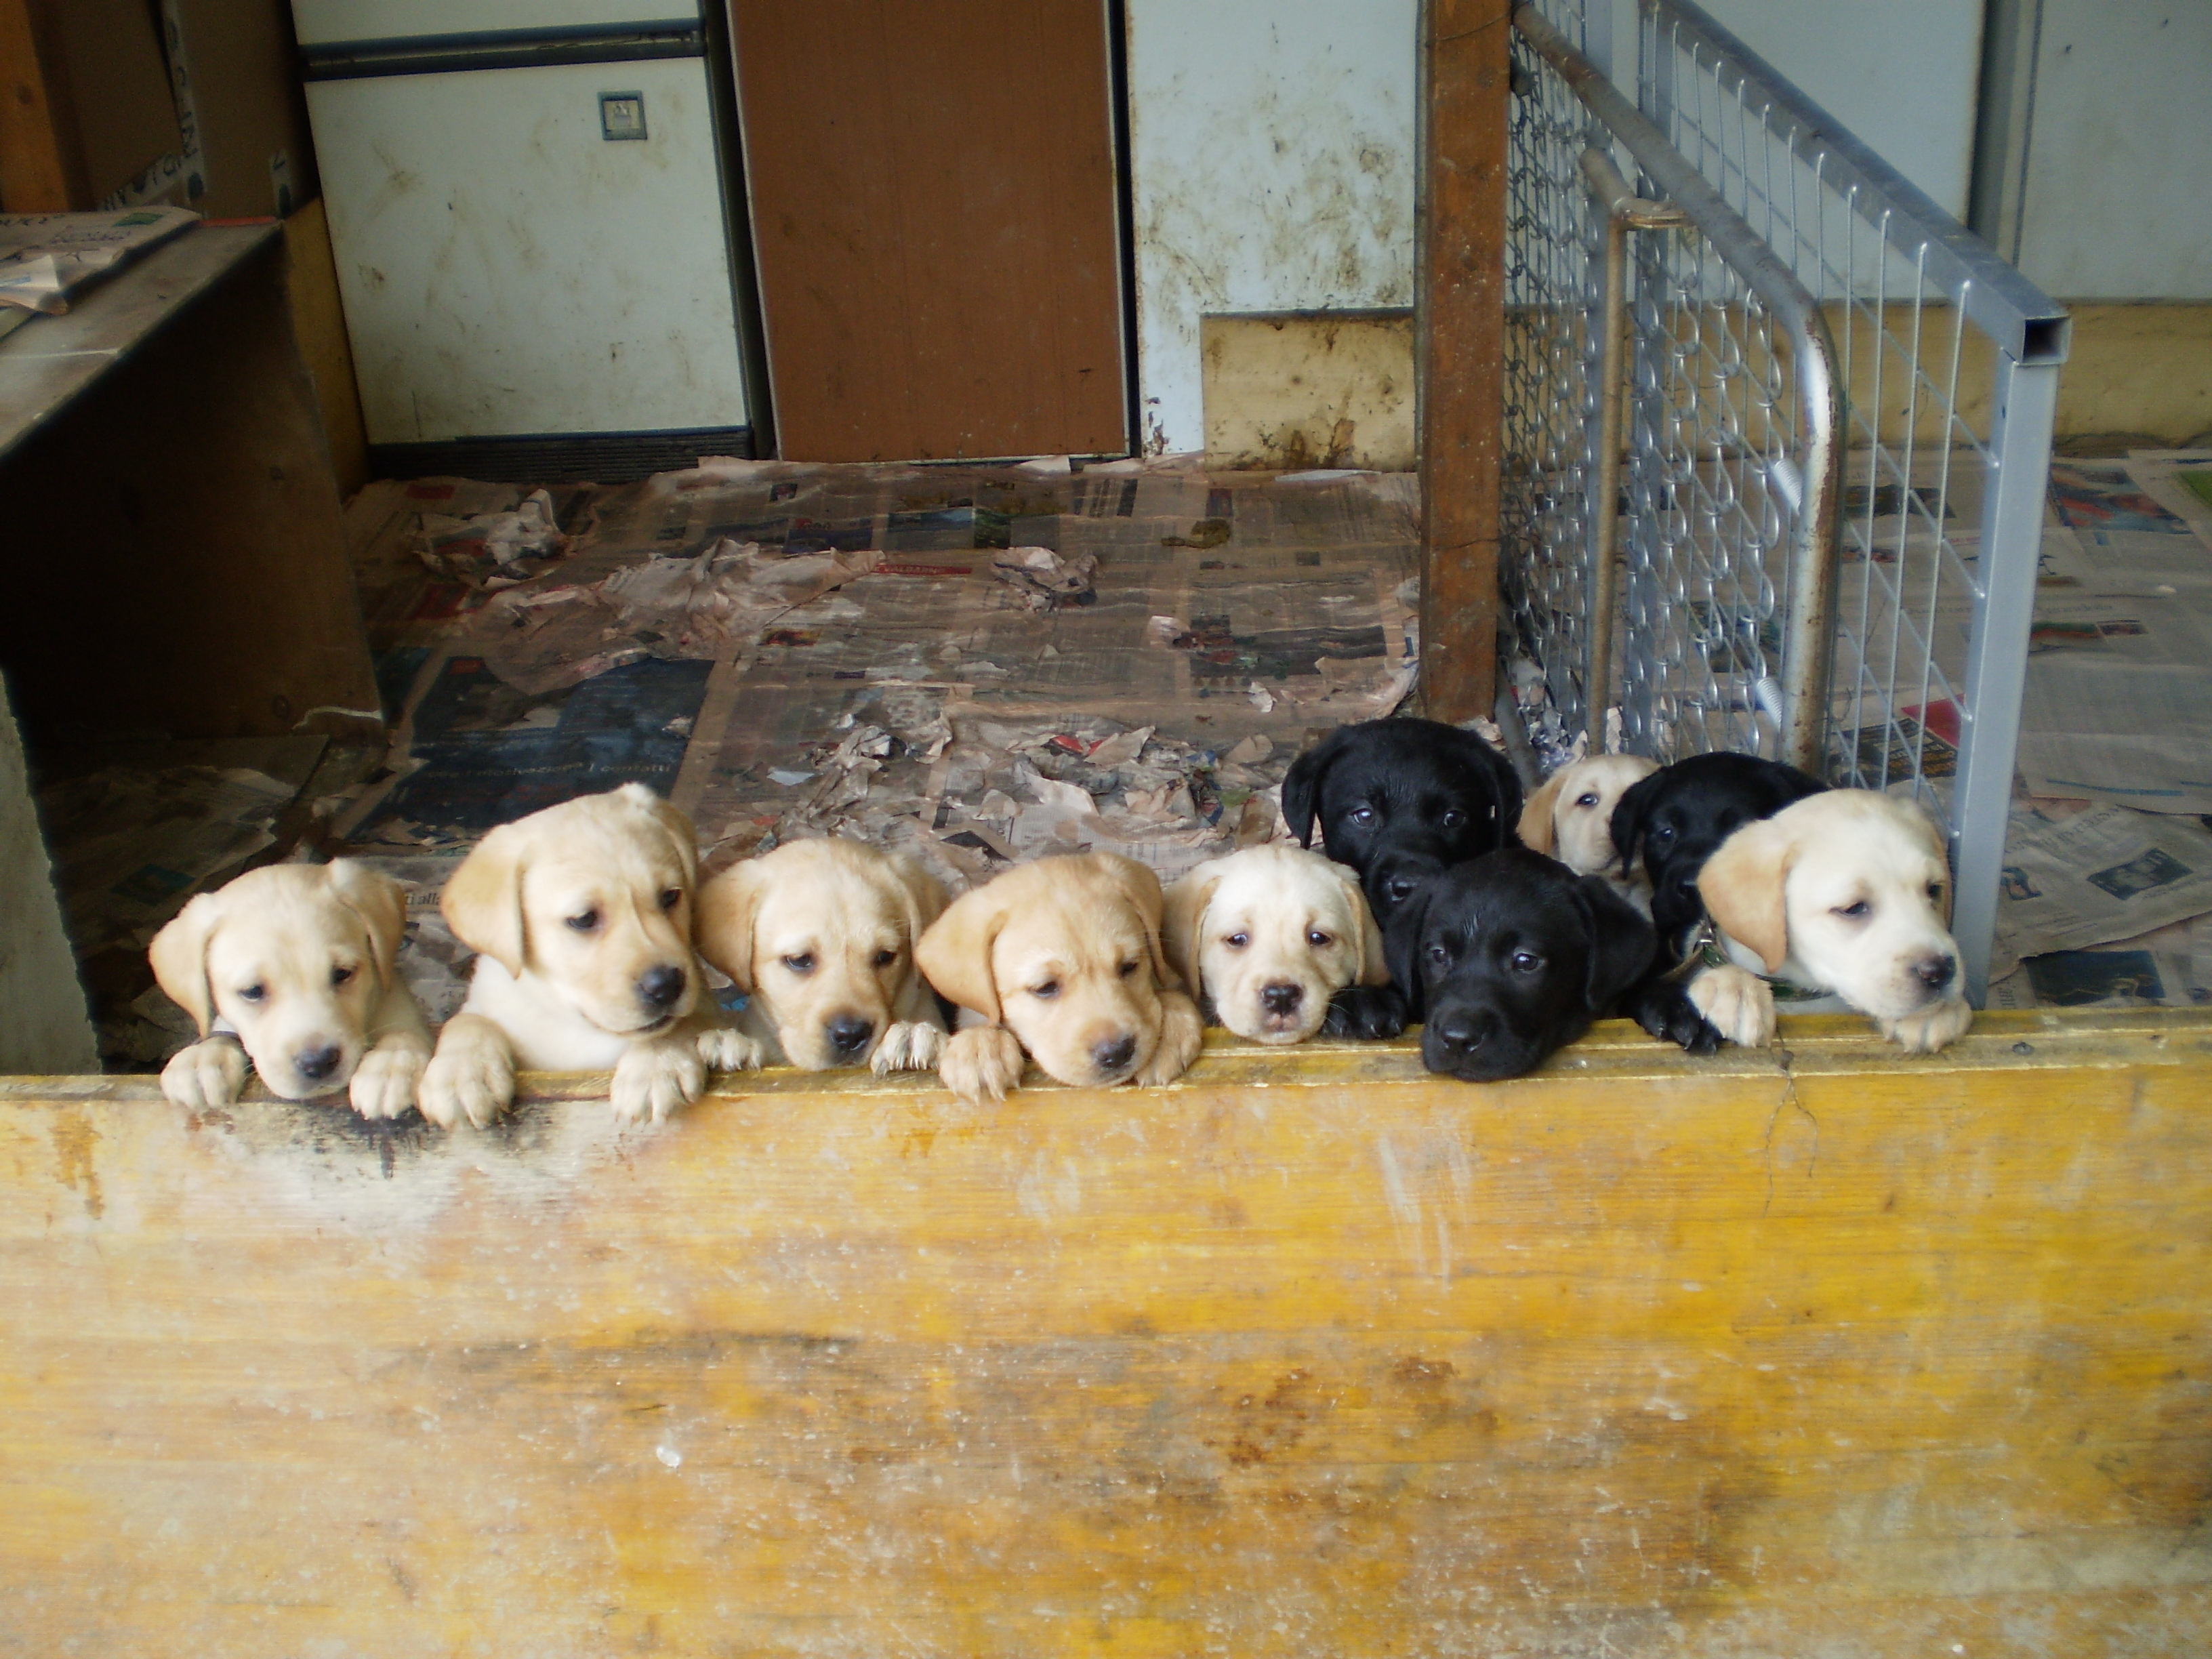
[309,56,746,443]
[1125,0,1416,455]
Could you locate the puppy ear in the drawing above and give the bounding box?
[1451,728,1524,851]
[621,782,700,889]
[1698,817,1796,972]
[886,851,951,949]
[1339,866,1391,987]
[1380,883,1434,1021]
[148,892,224,1036]
[1574,875,1657,1010]
[1160,861,1226,997]
[1279,730,1342,848]
[1518,769,1568,857]
[1608,768,1663,878]
[326,859,409,988]
[1094,852,1179,990]
[441,821,529,976]
[693,857,768,991]
[914,877,1017,1023]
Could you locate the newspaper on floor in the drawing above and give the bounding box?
[464,538,881,695]
[1990,802,2212,979]
[35,765,298,958]
[2006,457,2212,811]
[1985,909,2212,1011]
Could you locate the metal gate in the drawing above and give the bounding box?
[1500,0,2070,1000]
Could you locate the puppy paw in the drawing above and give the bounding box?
[1322,983,1408,1041]
[161,1038,247,1109]
[1882,997,1973,1054]
[940,1025,1025,1105]
[697,1027,765,1072]
[1627,981,1724,1056]
[1135,990,1205,1086]
[418,1046,513,1131]
[611,1040,706,1126]
[349,1042,426,1120]
[1688,965,1776,1048]
[871,1019,946,1076]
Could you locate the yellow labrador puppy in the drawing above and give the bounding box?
[695,837,950,1073]
[1162,844,1388,1043]
[419,783,758,1128]
[1695,790,1972,1054]
[915,851,1204,1104]
[150,861,430,1115]
[1519,753,1659,895]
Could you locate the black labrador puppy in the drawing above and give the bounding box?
[1284,717,1525,1042]
[1608,751,1828,1050]
[1385,847,1655,1082]
[1282,717,1523,918]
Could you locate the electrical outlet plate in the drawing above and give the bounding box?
[600,93,647,142]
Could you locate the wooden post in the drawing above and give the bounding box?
[1416,0,1511,722]
[0,0,87,212]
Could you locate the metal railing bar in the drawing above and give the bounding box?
[1644,0,2068,365]
[1517,3,1843,767]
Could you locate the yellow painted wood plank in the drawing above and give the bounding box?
[3,1008,2210,1655]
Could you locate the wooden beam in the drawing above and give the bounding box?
[1416,0,1511,722]
[5,1008,2212,1652]
[0,0,87,211]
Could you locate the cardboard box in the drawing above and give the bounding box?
[47,0,183,203]
[171,0,319,219]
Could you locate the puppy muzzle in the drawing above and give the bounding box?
[270,1038,356,1099]
[1366,853,1446,923]
[1090,1031,1139,1081]
[1421,1005,1534,1083]
[826,1014,876,1059]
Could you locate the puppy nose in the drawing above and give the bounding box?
[294,1044,342,1083]
[1915,954,1957,991]
[1260,982,1304,1016]
[1092,1033,1138,1074]
[1434,1013,1488,1051]
[638,964,688,1010]
[827,1015,874,1056]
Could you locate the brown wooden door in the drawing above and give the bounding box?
[729,0,1128,462]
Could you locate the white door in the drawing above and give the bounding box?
[309,54,747,443]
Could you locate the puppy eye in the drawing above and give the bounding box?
[1350,806,1376,825]
[1031,979,1061,1000]
[567,909,600,932]
[1832,900,1871,920]
[1653,825,1675,842]
[1307,929,1332,948]
[871,947,899,968]
[1927,882,1945,902]
[1440,808,1466,830]
[1427,944,1451,965]
[238,983,266,1004]
[1118,960,1139,979]
[1511,950,1544,973]
[1575,792,1600,808]
[783,954,816,975]
[1225,931,1250,949]
[331,965,357,987]
[659,888,683,912]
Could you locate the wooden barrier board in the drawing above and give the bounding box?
[5,1009,2211,1654]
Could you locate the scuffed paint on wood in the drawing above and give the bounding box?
[3,1009,2211,1654]
[1202,309,1414,469]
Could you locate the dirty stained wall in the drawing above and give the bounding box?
[1126,0,1416,457]
[1686,0,1984,220]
